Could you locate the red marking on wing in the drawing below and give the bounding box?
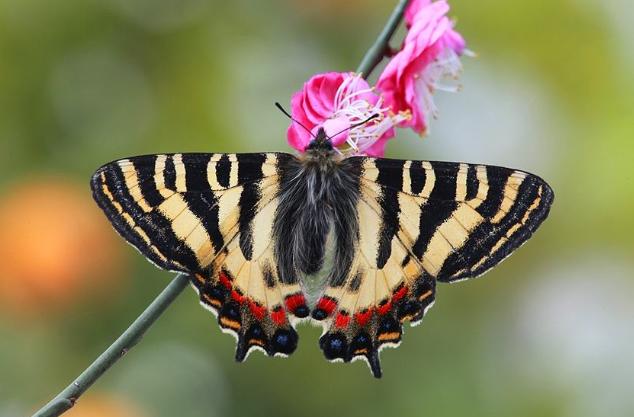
[219,272,232,290]
[248,301,267,320]
[231,290,244,304]
[270,306,286,326]
[355,309,374,327]
[316,296,338,316]
[284,293,307,313]
[377,301,392,316]
[392,285,408,303]
[335,312,351,328]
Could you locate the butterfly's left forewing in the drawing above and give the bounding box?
[91,152,308,360]
[314,157,553,377]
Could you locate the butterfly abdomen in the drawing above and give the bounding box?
[273,154,362,295]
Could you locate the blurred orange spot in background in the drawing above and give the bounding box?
[0,178,126,316]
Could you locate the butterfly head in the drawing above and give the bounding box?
[305,128,334,153]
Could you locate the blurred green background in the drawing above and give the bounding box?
[1,0,633,416]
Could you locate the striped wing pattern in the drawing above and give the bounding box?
[91,152,307,360]
[361,158,554,282]
[314,157,553,377]
[92,151,553,378]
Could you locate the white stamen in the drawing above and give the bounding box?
[328,74,407,157]
[414,47,464,132]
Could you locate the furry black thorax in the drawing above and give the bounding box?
[273,129,362,298]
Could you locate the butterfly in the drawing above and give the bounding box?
[91,128,553,378]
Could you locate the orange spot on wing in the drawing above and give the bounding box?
[220,317,241,330]
[378,332,401,342]
[418,290,433,301]
[202,294,222,308]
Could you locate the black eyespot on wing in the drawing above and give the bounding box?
[320,332,348,361]
[269,328,298,356]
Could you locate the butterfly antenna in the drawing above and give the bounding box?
[330,113,380,139]
[275,102,316,139]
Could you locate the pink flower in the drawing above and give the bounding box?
[377,0,466,135]
[404,0,435,27]
[287,72,406,157]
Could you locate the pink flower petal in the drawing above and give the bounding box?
[404,0,432,27]
[377,0,466,135]
[322,116,351,147]
[290,91,313,128]
[287,123,311,152]
[363,130,394,157]
[286,72,398,156]
[316,73,342,114]
[304,76,329,120]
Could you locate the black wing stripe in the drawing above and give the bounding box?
[131,156,165,207]
[164,155,177,190]
[411,162,460,259]
[215,154,232,188]
[475,166,511,218]
[236,153,268,261]
[100,163,200,271]
[93,172,168,268]
[91,152,284,275]
[185,191,224,256]
[429,161,459,200]
[183,153,212,192]
[465,164,479,200]
[476,183,553,274]
[437,176,535,280]
[375,159,402,269]
[179,154,227,258]
[238,182,260,261]
[357,156,554,283]
[356,189,431,283]
[409,160,426,195]
[438,175,552,281]
[237,153,267,183]
[375,158,404,190]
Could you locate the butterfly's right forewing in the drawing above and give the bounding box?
[361,159,554,282]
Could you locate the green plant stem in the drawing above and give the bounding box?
[356,0,410,79]
[32,273,190,417]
